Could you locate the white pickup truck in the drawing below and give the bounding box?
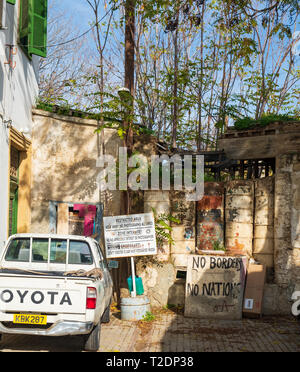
[0,234,113,351]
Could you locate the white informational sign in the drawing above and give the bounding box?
[244,298,254,310]
[103,213,157,259]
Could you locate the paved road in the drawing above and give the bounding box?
[0,309,299,352]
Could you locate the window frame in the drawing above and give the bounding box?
[4,237,94,266]
[19,0,48,58]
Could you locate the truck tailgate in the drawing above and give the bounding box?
[0,274,92,314]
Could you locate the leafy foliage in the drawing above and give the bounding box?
[151,208,180,247]
[234,113,300,130]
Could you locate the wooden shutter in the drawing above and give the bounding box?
[0,0,6,29]
[28,0,48,57]
[19,0,48,58]
[19,0,31,54]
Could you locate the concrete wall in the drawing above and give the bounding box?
[253,177,274,281]
[0,2,39,133]
[197,183,224,251]
[144,191,170,261]
[218,122,300,160]
[31,110,123,234]
[225,180,254,257]
[0,123,9,248]
[270,154,300,314]
[218,122,300,315]
[170,191,196,267]
[0,1,40,249]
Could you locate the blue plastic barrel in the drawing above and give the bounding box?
[127,276,144,295]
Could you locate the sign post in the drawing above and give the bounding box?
[130,257,136,298]
[103,213,157,298]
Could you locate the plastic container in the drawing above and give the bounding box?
[127,276,144,295]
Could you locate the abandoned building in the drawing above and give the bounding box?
[140,121,300,315]
[10,107,300,317]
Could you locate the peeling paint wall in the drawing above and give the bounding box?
[253,177,275,282]
[197,183,224,251]
[170,191,196,267]
[30,110,123,234]
[271,154,300,314]
[225,181,254,257]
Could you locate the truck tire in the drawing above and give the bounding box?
[84,321,101,351]
[101,298,112,323]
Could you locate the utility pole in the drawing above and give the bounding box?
[124,0,135,158]
[121,0,136,217]
[122,0,136,299]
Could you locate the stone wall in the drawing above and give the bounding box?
[139,172,299,315]
[225,180,254,257]
[271,154,300,314]
[253,177,274,281]
[170,191,196,267]
[196,183,224,251]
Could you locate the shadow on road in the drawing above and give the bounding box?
[0,333,84,352]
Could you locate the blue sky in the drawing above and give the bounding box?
[52,0,103,30]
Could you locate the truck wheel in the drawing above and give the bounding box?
[101,299,111,323]
[84,321,101,352]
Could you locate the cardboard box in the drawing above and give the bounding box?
[243,264,266,317]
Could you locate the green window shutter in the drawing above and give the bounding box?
[19,0,48,58]
[11,188,19,235]
[29,0,48,57]
[19,0,31,56]
[7,0,16,5]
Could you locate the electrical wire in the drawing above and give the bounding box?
[19,4,116,50]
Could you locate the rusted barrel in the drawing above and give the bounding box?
[225,181,254,256]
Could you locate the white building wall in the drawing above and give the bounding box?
[0,124,9,248]
[0,1,40,249]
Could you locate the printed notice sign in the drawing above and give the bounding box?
[103,213,157,258]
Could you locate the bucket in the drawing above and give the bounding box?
[120,296,151,321]
[127,276,144,295]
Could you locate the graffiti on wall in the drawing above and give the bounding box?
[197,183,224,250]
[184,255,247,320]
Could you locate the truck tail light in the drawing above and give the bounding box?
[86,287,97,309]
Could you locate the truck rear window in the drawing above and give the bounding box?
[5,238,30,262]
[4,238,93,265]
[32,238,49,262]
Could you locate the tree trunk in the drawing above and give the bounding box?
[172,16,179,150]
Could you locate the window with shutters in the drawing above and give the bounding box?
[0,0,5,30]
[19,0,48,58]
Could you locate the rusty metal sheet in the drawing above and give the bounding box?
[197,183,224,251]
